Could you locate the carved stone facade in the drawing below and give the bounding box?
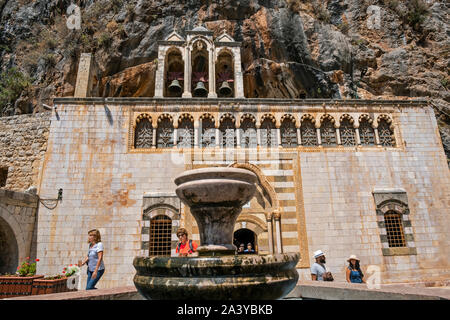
[33,97,450,288]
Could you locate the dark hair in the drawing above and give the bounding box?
[176,228,188,237]
[348,260,364,278]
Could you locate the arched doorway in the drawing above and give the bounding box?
[233,228,257,253]
[0,216,19,274]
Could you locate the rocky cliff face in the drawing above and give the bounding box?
[0,0,449,160]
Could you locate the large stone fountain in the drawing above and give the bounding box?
[133,167,299,300]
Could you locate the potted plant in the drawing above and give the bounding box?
[0,257,43,299]
[31,264,80,295]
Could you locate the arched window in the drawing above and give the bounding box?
[156,116,174,148]
[320,116,337,147]
[149,215,172,256]
[200,115,216,148]
[134,117,153,149]
[280,115,298,148]
[378,117,396,147]
[384,210,406,248]
[219,115,236,148]
[260,116,276,148]
[300,117,318,146]
[240,115,257,148]
[359,116,375,146]
[340,117,356,146]
[177,116,194,148]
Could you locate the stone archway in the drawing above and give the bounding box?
[233,228,257,253]
[0,216,19,274]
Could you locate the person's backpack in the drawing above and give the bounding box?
[176,239,194,254]
[321,263,334,281]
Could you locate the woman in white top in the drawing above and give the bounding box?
[78,229,105,290]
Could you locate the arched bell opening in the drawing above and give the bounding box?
[191,40,209,97]
[216,50,234,98]
[164,48,184,97]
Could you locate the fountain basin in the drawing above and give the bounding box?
[133,253,300,300]
[174,167,257,207]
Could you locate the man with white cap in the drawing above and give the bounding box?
[311,250,333,281]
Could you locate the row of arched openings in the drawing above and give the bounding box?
[134,113,396,149]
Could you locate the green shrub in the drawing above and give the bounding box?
[0,68,32,114]
[97,32,113,48]
[405,0,429,31]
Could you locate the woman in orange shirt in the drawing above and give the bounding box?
[175,228,198,256]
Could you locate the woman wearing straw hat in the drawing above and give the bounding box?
[346,255,365,284]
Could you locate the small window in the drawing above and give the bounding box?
[149,215,172,256]
[135,118,153,149]
[378,119,396,147]
[384,210,406,247]
[0,168,7,187]
[156,117,174,148]
[359,118,375,146]
[300,119,318,146]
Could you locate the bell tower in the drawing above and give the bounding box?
[154,26,244,99]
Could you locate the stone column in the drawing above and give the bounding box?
[316,128,322,146]
[215,128,220,148]
[173,127,178,148]
[232,47,245,98]
[256,124,261,147]
[266,214,274,255]
[74,53,94,98]
[154,47,166,98]
[207,48,217,98]
[236,127,241,148]
[152,128,157,148]
[374,127,381,146]
[336,128,341,145]
[273,211,282,254]
[182,46,192,98]
[355,127,361,145]
[194,121,199,148]
[297,127,302,146]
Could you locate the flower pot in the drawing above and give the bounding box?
[0,275,44,299]
[31,277,74,295]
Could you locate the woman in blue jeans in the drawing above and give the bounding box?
[346,255,365,284]
[78,229,105,290]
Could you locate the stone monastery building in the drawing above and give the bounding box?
[0,27,449,289]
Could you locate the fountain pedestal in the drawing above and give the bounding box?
[133,167,300,300]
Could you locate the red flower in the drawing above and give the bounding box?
[62,271,65,273]
[35,259,40,262]
[26,257,30,260]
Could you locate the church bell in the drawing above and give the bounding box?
[168,79,182,95]
[193,81,208,97]
[219,81,232,96]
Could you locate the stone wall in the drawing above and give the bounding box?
[0,112,51,191]
[296,105,450,283]
[36,98,450,288]
[0,189,39,274]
